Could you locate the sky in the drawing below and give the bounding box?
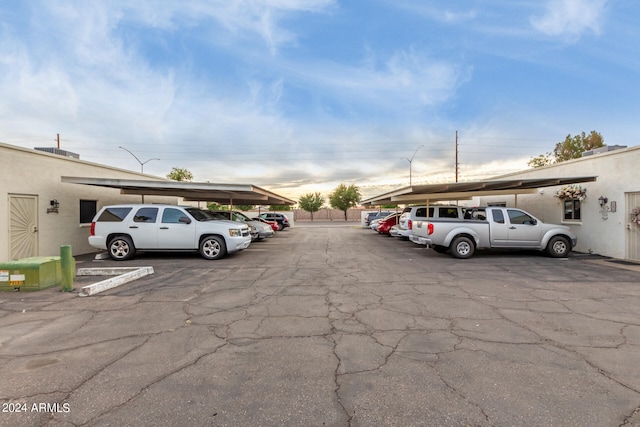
[1,0,638,201]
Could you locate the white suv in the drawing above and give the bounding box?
[89,204,252,261]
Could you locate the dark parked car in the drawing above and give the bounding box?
[259,212,290,230]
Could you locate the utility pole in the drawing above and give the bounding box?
[455,130,459,183]
[57,133,61,149]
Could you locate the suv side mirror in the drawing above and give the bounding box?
[179,216,192,224]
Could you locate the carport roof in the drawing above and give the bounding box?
[62,176,296,205]
[361,176,598,206]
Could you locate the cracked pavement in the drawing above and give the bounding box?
[2,222,640,426]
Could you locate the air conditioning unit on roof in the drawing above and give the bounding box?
[34,147,80,159]
[581,145,627,157]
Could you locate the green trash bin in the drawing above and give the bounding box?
[0,256,73,291]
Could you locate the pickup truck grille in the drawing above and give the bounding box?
[241,228,250,237]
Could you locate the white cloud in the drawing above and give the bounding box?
[531,0,608,39]
[117,0,335,55]
[285,47,470,113]
[392,2,478,24]
[1,0,635,203]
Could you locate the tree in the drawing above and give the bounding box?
[235,205,254,211]
[328,183,361,221]
[298,192,324,221]
[528,131,605,168]
[527,152,553,168]
[553,131,604,162]
[166,167,193,181]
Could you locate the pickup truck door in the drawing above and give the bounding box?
[487,208,510,246]
[157,207,197,249]
[505,209,542,247]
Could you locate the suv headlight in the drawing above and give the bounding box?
[229,228,242,237]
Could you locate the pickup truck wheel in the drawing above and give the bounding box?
[451,236,474,259]
[547,236,570,258]
[200,236,226,260]
[108,236,135,261]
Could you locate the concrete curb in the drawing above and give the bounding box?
[77,266,154,297]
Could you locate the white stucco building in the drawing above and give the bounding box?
[1,143,178,261]
[475,145,640,261]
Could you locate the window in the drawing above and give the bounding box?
[97,207,132,222]
[185,208,216,221]
[162,208,189,224]
[133,207,158,223]
[234,211,252,221]
[507,209,535,225]
[491,209,505,224]
[438,207,459,218]
[80,200,97,224]
[563,199,581,221]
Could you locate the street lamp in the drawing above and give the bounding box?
[119,146,160,203]
[401,144,424,186]
[118,146,160,173]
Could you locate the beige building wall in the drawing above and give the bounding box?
[1,143,179,261]
[476,146,640,259]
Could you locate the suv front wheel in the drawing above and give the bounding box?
[108,235,136,261]
[200,236,226,260]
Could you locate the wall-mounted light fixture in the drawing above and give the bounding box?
[598,196,610,220]
[47,199,60,214]
[598,196,608,207]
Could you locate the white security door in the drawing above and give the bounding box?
[626,192,640,261]
[9,194,39,260]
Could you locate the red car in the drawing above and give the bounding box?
[253,217,279,232]
[377,213,400,235]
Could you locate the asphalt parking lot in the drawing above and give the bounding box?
[2,222,640,426]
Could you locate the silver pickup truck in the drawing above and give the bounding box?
[410,207,577,259]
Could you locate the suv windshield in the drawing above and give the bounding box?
[184,208,221,222]
[233,211,251,221]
